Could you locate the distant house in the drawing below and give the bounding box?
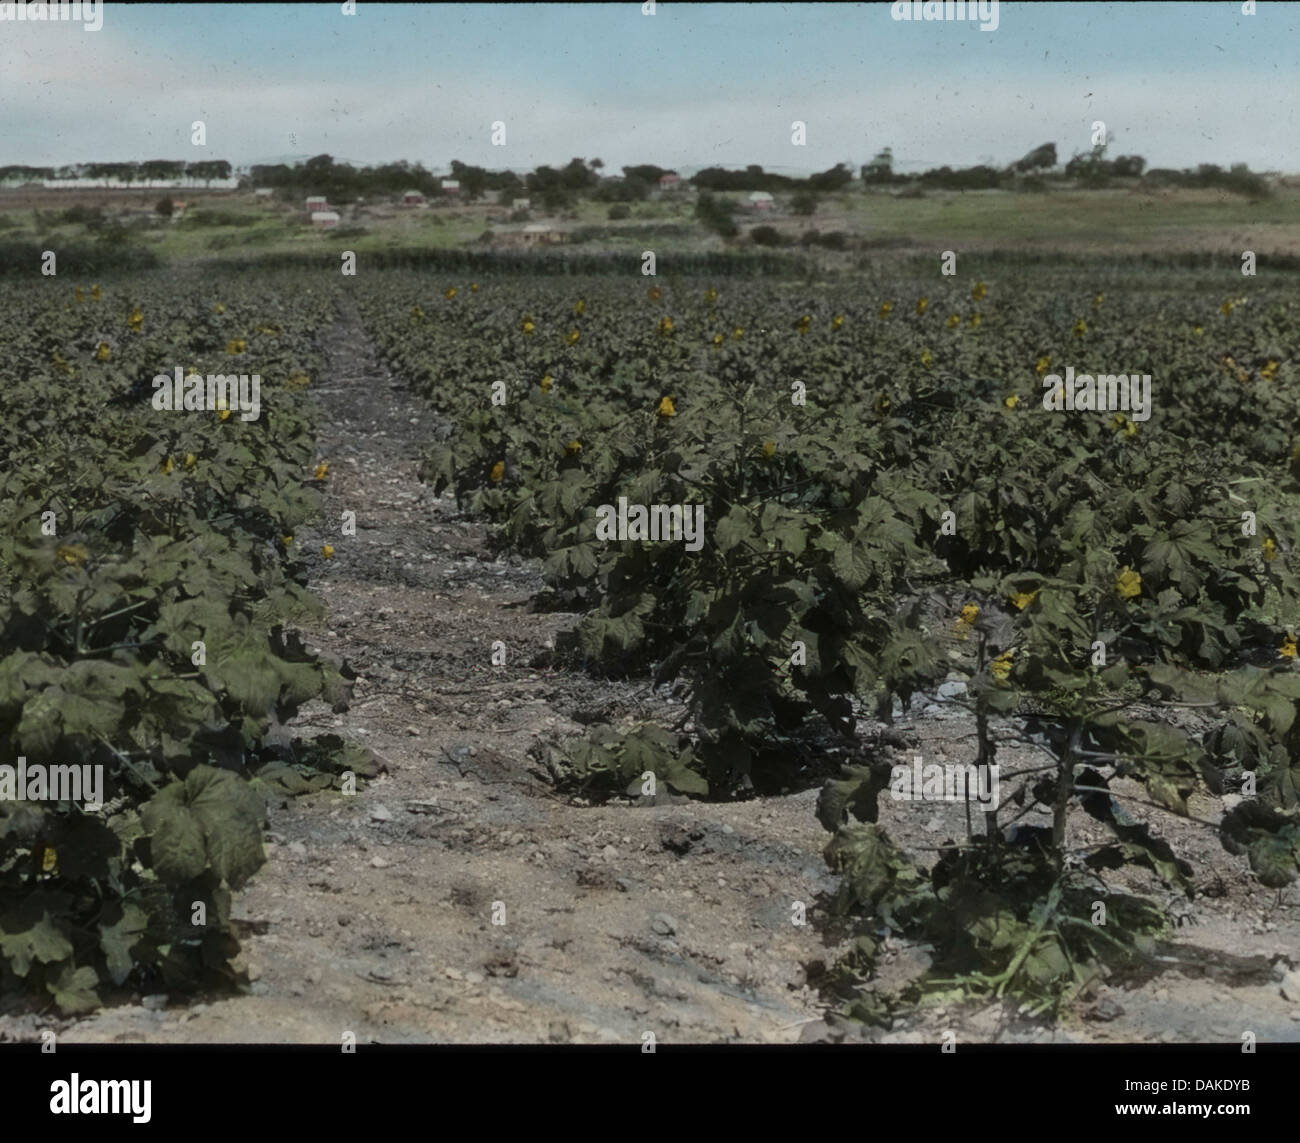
[305,195,329,212]
[440,179,461,196]
[499,222,567,247]
[311,211,341,229]
[659,172,682,190]
[747,190,775,212]
[401,189,426,206]
[512,197,531,211]
[253,187,274,200]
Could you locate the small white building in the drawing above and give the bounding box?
[512,197,531,211]
[254,188,274,199]
[401,189,426,206]
[440,179,461,196]
[305,195,329,212]
[747,191,775,212]
[311,211,341,229]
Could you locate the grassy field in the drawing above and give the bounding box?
[3,183,1297,266]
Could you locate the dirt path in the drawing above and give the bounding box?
[11,300,1298,1046]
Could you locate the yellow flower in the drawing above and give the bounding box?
[1073,319,1087,337]
[56,544,88,567]
[184,453,197,470]
[90,284,101,300]
[128,307,143,331]
[257,324,281,335]
[160,456,173,475]
[658,316,674,335]
[945,313,960,329]
[705,288,718,304]
[1193,325,1203,337]
[74,286,84,303]
[656,395,676,418]
[921,349,934,368]
[219,409,232,421]
[40,845,57,874]
[1262,537,1278,562]
[991,650,1014,682]
[1035,355,1051,376]
[95,342,111,362]
[972,282,987,302]
[521,315,535,334]
[1110,413,1128,432]
[566,329,581,345]
[574,298,586,315]
[225,339,246,355]
[1261,360,1280,382]
[490,461,505,483]
[565,440,582,456]
[314,462,329,480]
[832,314,844,330]
[1114,566,1142,599]
[1003,394,1019,409]
[1280,635,1297,661]
[916,297,929,315]
[1093,292,1104,308]
[797,314,811,335]
[281,534,293,547]
[214,303,226,314]
[1220,300,1234,316]
[321,544,335,560]
[733,326,744,340]
[287,371,310,389]
[712,333,725,348]
[874,392,891,413]
[759,440,776,461]
[539,374,554,393]
[445,287,457,299]
[958,603,980,627]
[470,283,479,292]
[969,311,982,329]
[647,286,662,301]
[878,301,893,319]
[1009,590,1038,611]
[411,305,425,319]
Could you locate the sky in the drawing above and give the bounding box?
[2,2,1297,175]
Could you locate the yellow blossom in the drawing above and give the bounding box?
[712,333,724,348]
[832,314,844,330]
[945,313,960,329]
[1114,567,1142,599]
[225,338,246,355]
[969,311,982,328]
[96,342,111,362]
[1220,300,1234,316]
[57,544,88,567]
[1009,590,1038,611]
[314,462,329,480]
[160,456,173,475]
[705,288,718,304]
[470,283,479,292]
[184,453,197,470]
[90,284,101,300]
[411,305,425,318]
[566,329,581,345]
[540,374,554,393]
[878,301,893,319]
[322,544,335,560]
[445,287,457,299]
[574,298,586,315]
[1193,326,1203,337]
[921,349,934,368]
[657,395,676,418]
[1093,292,1104,308]
[128,307,143,331]
[1003,394,1019,409]
[565,440,583,456]
[733,326,744,339]
[287,371,310,389]
[74,286,84,303]
[1073,318,1087,337]
[1262,537,1278,562]
[1035,355,1051,376]
[916,297,929,315]
[281,534,293,547]
[759,440,776,461]
[214,303,226,314]
[991,650,1014,682]
[1281,635,1297,661]
[972,282,987,302]
[647,286,662,301]
[658,316,674,335]
[490,461,505,483]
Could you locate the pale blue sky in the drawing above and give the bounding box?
[3,2,1296,173]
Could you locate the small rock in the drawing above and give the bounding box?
[370,856,391,869]
[405,726,421,738]
[650,912,678,937]
[369,804,394,822]
[1280,971,1300,1004]
[1221,794,1243,811]
[288,841,307,857]
[937,680,967,700]
[615,877,633,893]
[465,971,484,985]
[721,824,735,835]
[601,844,618,861]
[140,994,168,1011]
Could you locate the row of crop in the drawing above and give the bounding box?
[0,274,362,1013]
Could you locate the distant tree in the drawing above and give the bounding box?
[807,163,853,192]
[155,196,174,217]
[1014,142,1057,172]
[861,147,895,185]
[749,224,782,246]
[694,192,738,238]
[608,203,631,220]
